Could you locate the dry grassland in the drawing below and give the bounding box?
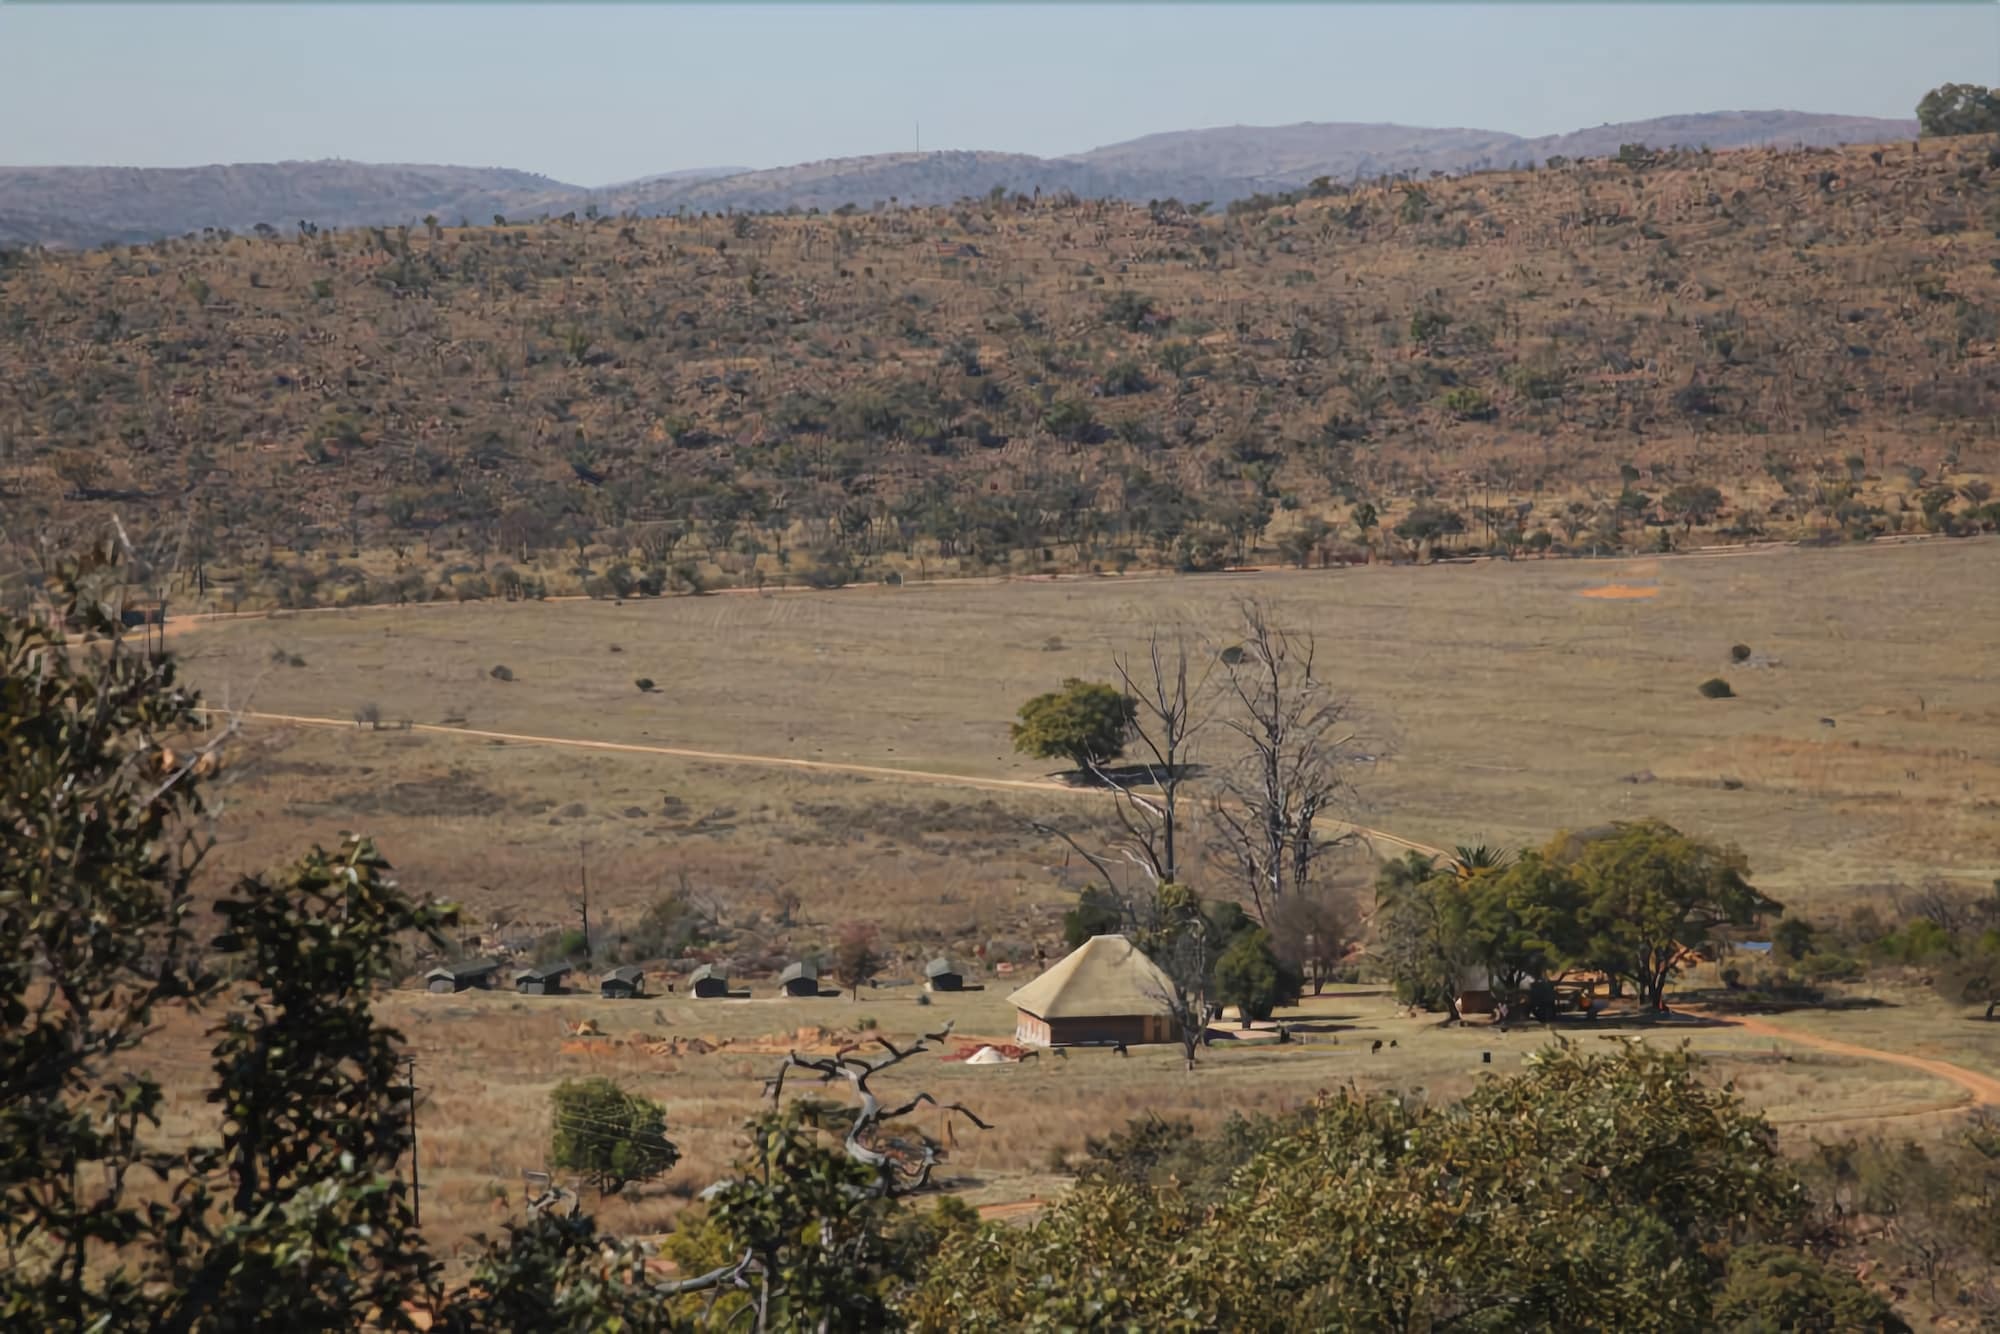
[137,530,2000,1258]
[124,974,1996,1262]
[181,537,2000,919]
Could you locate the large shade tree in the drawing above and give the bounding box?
[1560,820,1780,1009]
[1009,678,1135,773]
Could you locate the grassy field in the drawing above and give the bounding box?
[180,536,2000,923]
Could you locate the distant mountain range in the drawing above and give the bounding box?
[0,110,1918,248]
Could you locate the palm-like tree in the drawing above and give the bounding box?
[1451,844,1515,878]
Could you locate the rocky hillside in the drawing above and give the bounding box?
[1,135,1993,608]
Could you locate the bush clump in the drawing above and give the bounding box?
[1730,643,1753,663]
[1698,677,1734,699]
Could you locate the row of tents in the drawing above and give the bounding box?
[427,935,1184,1052]
[424,956,972,999]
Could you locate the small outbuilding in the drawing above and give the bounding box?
[1007,934,1177,1047]
[924,958,964,992]
[689,964,729,999]
[778,960,820,997]
[425,959,502,994]
[514,963,572,996]
[1454,966,1495,1017]
[599,965,647,999]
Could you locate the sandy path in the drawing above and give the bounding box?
[200,708,1449,859]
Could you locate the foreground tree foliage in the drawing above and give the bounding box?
[897,1042,1902,1332]
[2,544,451,1331]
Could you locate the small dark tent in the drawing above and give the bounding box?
[778,960,820,997]
[924,958,964,992]
[599,965,646,999]
[514,963,571,996]
[689,964,729,999]
[425,959,502,994]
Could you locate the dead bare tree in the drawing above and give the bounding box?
[1083,625,1213,888]
[1208,598,1362,924]
[761,1021,990,1196]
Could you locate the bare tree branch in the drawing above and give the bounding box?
[760,1023,985,1196]
[1208,598,1365,923]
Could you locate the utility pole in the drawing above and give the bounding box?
[576,839,592,960]
[402,1054,421,1228]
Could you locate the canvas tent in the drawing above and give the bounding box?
[514,963,571,996]
[689,964,729,998]
[1007,934,1177,1047]
[425,959,501,994]
[599,964,646,998]
[778,960,820,997]
[924,957,963,992]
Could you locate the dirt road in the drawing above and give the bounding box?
[198,707,1448,860]
[1687,1007,2000,1123]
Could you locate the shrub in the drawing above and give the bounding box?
[489,664,514,682]
[1712,1244,1906,1332]
[1796,952,1866,983]
[548,1077,678,1194]
[635,678,657,693]
[1698,678,1734,699]
[1441,387,1495,421]
[1730,643,1753,663]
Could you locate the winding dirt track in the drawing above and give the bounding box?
[198,708,1448,860]
[1690,1008,2000,1123]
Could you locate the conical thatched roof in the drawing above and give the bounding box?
[1007,935,1175,1019]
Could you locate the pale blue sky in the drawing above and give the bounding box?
[1,5,1993,185]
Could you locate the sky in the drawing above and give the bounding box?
[1,4,1994,185]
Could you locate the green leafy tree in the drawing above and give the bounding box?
[1376,864,1477,1019]
[1464,851,1582,1000]
[1061,885,1126,947]
[1772,916,1816,961]
[1393,502,1466,551]
[1663,481,1725,532]
[1213,928,1296,1026]
[1917,82,2000,138]
[1009,678,1135,773]
[1561,820,1780,1009]
[550,1078,679,1195]
[1350,499,1379,541]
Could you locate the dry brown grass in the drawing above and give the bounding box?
[181,536,2000,918]
[124,974,1998,1261]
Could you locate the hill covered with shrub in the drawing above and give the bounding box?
[1,134,1995,607]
